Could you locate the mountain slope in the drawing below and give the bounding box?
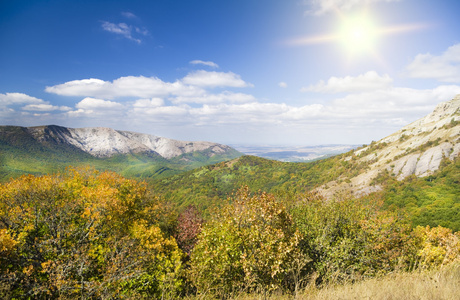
[317,94,460,197]
[150,95,460,213]
[0,125,242,181]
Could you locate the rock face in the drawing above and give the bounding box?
[318,94,460,198]
[25,125,236,159]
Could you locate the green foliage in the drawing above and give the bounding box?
[378,156,460,231]
[291,193,414,284]
[150,152,373,213]
[188,187,305,297]
[0,168,183,299]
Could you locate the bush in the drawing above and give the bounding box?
[291,193,414,284]
[188,187,306,297]
[412,225,460,269]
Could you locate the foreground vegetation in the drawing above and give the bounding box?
[210,264,460,300]
[1,168,459,299]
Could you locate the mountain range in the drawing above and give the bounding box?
[22,125,237,159]
[0,125,242,181]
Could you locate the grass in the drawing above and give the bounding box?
[302,265,460,300]
[189,264,460,300]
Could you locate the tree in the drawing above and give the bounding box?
[412,225,460,269]
[175,205,203,256]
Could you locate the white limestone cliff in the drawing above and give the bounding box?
[27,126,234,159]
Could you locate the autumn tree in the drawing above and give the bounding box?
[175,205,203,256]
[0,167,183,299]
[412,225,460,269]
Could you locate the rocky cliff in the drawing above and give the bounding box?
[318,94,460,198]
[21,125,237,159]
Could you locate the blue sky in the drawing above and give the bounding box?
[1,0,460,146]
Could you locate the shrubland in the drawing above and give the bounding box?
[1,168,459,299]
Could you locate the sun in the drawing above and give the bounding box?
[286,8,426,62]
[338,12,378,55]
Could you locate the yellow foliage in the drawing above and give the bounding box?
[0,167,182,298]
[0,229,17,254]
[413,225,460,268]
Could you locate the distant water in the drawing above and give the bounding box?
[230,144,359,162]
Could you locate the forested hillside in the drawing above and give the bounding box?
[150,152,368,211]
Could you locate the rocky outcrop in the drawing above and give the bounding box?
[318,94,460,198]
[26,125,237,159]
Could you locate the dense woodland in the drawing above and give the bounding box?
[1,161,459,298]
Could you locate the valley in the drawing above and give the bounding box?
[232,144,358,162]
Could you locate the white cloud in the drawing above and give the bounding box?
[405,43,460,83]
[121,12,137,19]
[305,0,402,15]
[129,105,190,120]
[133,98,165,108]
[190,60,219,68]
[76,97,124,110]
[67,98,125,117]
[328,85,460,121]
[0,92,44,106]
[279,82,288,88]
[172,91,255,104]
[101,21,148,43]
[0,92,71,113]
[46,76,204,99]
[181,70,252,88]
[22,104,71,111]
[302,71,393,93]
[46,71,252,100]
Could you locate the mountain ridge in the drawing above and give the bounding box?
[0,125,242,181]
[317,95,460,197]
[23,125,235,159]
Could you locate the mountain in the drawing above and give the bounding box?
[22,125,236,159]
[317,94,460,198]
[150,95,460,215]
[0,125,242,181]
